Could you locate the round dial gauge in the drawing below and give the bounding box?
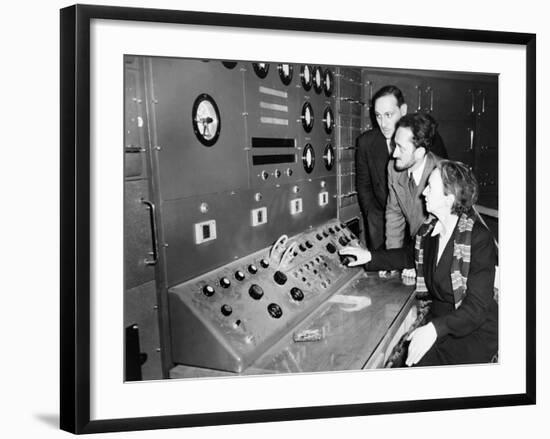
[323,69,334,97]
[252,62,269,78]
[222,61,238,69]
[278,63,293,85]
[323,144,335,170]
[313,66,323,94]
[302,143,315,174]
[300,65,312,91]
[323,107,334,134]
[192,94,221,147]
[301,102,314,133]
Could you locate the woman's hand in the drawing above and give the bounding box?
[405,322,437,366]
[338,246,372,267]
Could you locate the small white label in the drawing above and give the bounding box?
[318,191,329,206]
[290,198,303,215]
[251,207,268,226]
[194,220,217,244]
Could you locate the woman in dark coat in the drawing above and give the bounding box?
[340,160,498,366]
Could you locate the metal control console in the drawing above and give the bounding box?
[169,219,359,373]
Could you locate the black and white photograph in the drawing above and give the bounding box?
[123,56,500,381]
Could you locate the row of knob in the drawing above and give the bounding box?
[220,302,285,319]
[202,258,271,295]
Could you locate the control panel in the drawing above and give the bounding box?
[169,219,360,373]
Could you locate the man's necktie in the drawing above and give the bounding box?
[408,173,417,196]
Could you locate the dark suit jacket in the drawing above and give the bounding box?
[365,220,498,365]
[356,129,390,250]
[356,128,447,250]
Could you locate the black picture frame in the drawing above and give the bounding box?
[60,4,536,434]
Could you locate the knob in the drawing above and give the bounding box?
[260,258,270,268]
[305,240,313,248]
[316,233,323,241]
[299,244,307,252]
[249,284,264,300]
[261,170,269,180]
[267,303,283,319]
[221,304,232,316]
[335,226,340,232]
[323,231,329,238]
[326,243,336,254]
[339,236,347,246]
[341,256,354,266]
[290,287,304,301]
[202,285,215,297]
[274,169,281,178]
[329,227,335,234]
[220,277,231,288]
[286,168,293,176]
[248,264,258,275]
[273,270,288,285]
[235,270,245,281]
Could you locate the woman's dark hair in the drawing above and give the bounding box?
[436,160,479,215]
[395,113,437,152]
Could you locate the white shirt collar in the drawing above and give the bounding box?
[431,215,459,237]
[408,155,427,185]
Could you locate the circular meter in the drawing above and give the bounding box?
[278,63,293,85]
[252,62,269,78]
[300,65,312,91]
[323,144,335,170]
[301,102,314,133]
[192,93,221,147]
[323,107,334,134]
[323,69,334,96]
[313,66,323,94]
[302,143,315,174]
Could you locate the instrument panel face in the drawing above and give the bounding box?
[151,58,248,201]
[147,56,338,290]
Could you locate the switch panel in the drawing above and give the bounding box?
[169,219,360,373]
[318,191,329,206]
[290,198,303,215]
[194,220,217,244]
[251,207,268,226]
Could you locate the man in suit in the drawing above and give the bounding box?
[356,86,446,251]
[385,112,443,250]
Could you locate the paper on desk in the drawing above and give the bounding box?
[329,294,372,312]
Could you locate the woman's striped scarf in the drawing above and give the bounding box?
[414,212,475,309]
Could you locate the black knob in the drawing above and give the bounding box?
[249,284,264,300]
[273,270,288,285]
[290,287,304,301]
[323,231,329,237]
[316,233,323,241]
[248,264,258,275]
[306,240,313,248]
[329,227,335,234]
[235,270,245,281]
[339,236,347,246]
[342,256,354,266]
[260,258,270,268]
[221,304,232,316]
[299,244,306,252]
[267,303,283,319]
[335,226,340,232]
[220,277,231,288]
[326,243,336,254]
[202,285,215,297]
